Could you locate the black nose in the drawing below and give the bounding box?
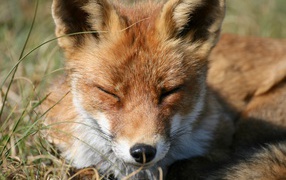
[130,144,157,164]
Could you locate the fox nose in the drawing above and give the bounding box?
[130,144,157,164]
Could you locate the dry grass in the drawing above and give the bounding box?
[0,0,285,179]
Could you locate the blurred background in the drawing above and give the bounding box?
[224,0,286,37]
[0,0,285,178]
[1,0,286,78]
[1,0,285,79]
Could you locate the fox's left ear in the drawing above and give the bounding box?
[52,0,125,50]
[157,0,225,48]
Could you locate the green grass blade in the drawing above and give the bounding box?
[0,0,39,120]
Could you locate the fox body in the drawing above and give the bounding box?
[208,34,286,152]
[43,0,233,178]
[207,34,286,180]
[208,34,286,124]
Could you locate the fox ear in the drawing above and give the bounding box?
[52,0,124,49]
[157,0,225,45]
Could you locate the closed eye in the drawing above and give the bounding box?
[96,86,120,100]
[160,86,183,103]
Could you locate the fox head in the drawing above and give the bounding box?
[50,0,225,176]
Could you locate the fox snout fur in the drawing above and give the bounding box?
[42,0,233,179]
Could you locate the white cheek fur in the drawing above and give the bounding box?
[164,81,216,165]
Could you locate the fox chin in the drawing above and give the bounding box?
[42,0,234,179]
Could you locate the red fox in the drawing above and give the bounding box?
[42,0,234,179]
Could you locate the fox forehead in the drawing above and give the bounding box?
[71,30,202,93]
[79,41,188,86]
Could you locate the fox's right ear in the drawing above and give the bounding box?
[157,0,225,53]
[52,0,124,49]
